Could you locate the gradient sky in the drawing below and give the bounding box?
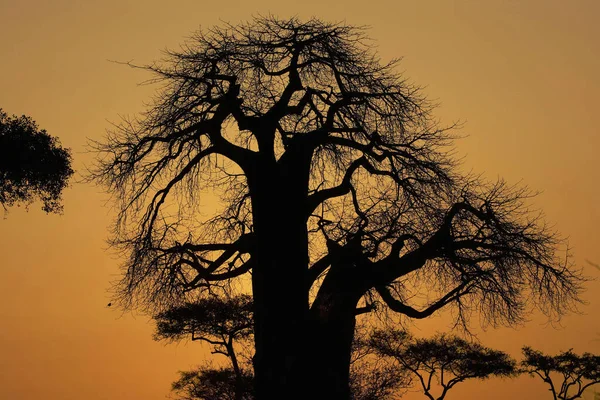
[1,1,599,399]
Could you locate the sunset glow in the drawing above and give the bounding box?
[1,1,599,399]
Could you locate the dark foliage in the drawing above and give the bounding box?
[155,295,253,343]
[369,329,517,400]
[171,367,254,400]
[522,347,600,400]
[348,359,407,400]
[0,109,73,213]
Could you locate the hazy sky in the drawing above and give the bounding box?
[1,1,599,399]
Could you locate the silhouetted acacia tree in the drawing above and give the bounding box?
[521,347,600,400]
[155,295,253,400]
[0,109,73,213]
[91,16,584,399]
[369,330,516,400]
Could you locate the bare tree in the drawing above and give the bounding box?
[91,16,584,399]
[0,109,73,213]
[522,347,600,400]
[369,330,517,400]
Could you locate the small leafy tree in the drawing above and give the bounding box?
[0,109,73,213]
[521,347,600,400]
[369,329,517,400]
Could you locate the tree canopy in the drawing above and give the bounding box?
[171,367,254,400]
[92,16,585,399]
[522,347,600,400]
[0,109,73,213]
[369,330,517,400]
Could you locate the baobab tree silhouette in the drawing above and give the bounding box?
[91,16,584,399]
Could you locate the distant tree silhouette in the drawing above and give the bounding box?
[521,347,600,400]
[171,366,254,400]
[91,16,584,399]
[155,295,253,400]
[368,330,517,400]
[0,109,73,213]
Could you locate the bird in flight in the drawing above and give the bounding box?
[107,302,112,307]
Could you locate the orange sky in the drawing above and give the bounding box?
[1,1,599,399]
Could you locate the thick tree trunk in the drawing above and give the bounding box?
[249,153,312,400]
[305,268,364,400]
[249,147,361,400]
[307,301,359,398]
[252,265,359,399]
[251,226,362,399]
[251,222,309,399]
